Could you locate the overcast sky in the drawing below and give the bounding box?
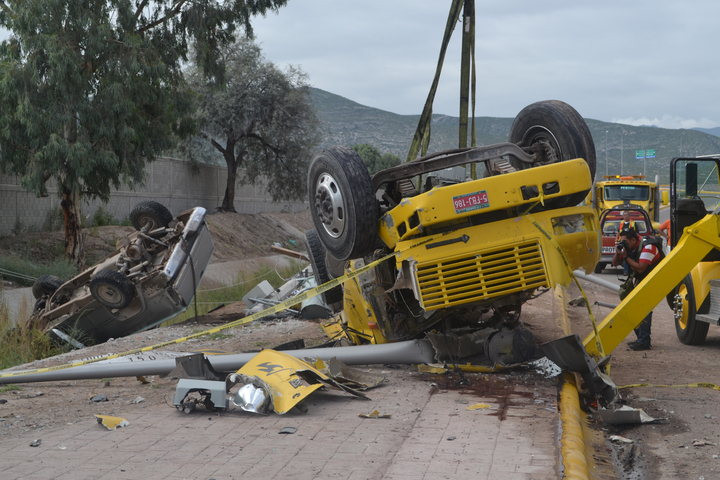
[251,1,719,129]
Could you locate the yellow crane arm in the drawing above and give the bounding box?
[583,213,720,357]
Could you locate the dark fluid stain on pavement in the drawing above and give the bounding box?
[425,371,548,421]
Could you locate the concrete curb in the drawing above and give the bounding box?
[554,286,593,479]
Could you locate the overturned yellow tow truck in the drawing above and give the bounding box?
[306,100,600,346]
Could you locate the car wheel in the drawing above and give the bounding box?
[32,275,64,299]
[307,146,378,261]
[305,229,344,306]
[674,274,708,345]
[90,270,136,310]
[130,201,173,231]
[509,100,596,207]
[593,262,606,274]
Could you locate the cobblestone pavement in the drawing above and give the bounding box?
[0,367,560,480]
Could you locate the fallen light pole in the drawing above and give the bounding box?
[573,270,621,293]
[0,339,436,384]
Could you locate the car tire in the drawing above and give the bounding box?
[307,146,378,261]
[32,275,64,299]
[593,262,605,274]
[130,201,173,231]
[90,270,136,310]
[674,274,708,345]
[509,100,596,207]
[305,229,344,306]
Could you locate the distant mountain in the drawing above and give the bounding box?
[310,87,720,182]
[693,127,720,138]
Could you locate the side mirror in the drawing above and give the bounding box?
[662,190,669,205]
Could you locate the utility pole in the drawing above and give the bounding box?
[605,130,608,175]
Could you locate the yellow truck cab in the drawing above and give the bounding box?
[306,101,600,345]
[589,175,667,231]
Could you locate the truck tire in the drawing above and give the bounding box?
[307,146,378,261]
[305,229,344,306]
[90,270,136,310]
[130,201,173,231]
[509,100,596,207]
[32,275,64,299]
[674,274,709,345]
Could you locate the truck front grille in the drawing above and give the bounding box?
[415,242,548,310]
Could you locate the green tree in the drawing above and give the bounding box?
[0,0,287,265]
[185,39,320,212]
[351,144,402,175]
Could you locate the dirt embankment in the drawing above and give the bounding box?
[0,210,316,269]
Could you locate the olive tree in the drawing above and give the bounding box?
[185,39,321,212]
[0,0,287,265]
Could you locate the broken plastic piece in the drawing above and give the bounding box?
[95,415,129,430]
[359,410,391,419]
[279,426,297,434]
[467,403,491,410]
[609,435,633,444]
[29,439,41,447]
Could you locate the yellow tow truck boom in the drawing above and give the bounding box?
[583,210,720,356]
[584,155,720,357]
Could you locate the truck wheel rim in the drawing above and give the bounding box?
[97,285,122,306]
[676,284,690,330]
[314,172,345,238]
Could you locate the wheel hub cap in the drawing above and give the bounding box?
[314,173,345,238]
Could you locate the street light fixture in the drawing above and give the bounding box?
[680,131,686,157]
[620,131,628,175]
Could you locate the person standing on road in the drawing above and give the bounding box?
[617,211,636,275]
[612,228,662,351]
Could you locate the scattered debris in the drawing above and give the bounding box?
[447,436,456,441]
[310,357,386,390]
[359,410,391,419]
[417,365,448,374]
[568,296,587,307]
[132,396,145,404]
[95,415,130,430]
[609,435,634,444]
[598,405,665,425]
[90,394,108,403]
[29,439,41,447]
[467,403,492,410]
[693,440,716,447]
[278,427,297,434]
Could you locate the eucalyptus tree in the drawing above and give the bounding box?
[0,0,287,264]
[186,39,321,212]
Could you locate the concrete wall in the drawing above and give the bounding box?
[0,157,308,235]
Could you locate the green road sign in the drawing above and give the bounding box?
[636,150,645,159]
[646,149,656,158]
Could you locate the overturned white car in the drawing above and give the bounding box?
[30,201,214,345]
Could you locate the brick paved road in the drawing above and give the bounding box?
[0,367,559,480]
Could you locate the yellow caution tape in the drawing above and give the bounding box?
[619,382,720,391]
[1,233,450,380]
